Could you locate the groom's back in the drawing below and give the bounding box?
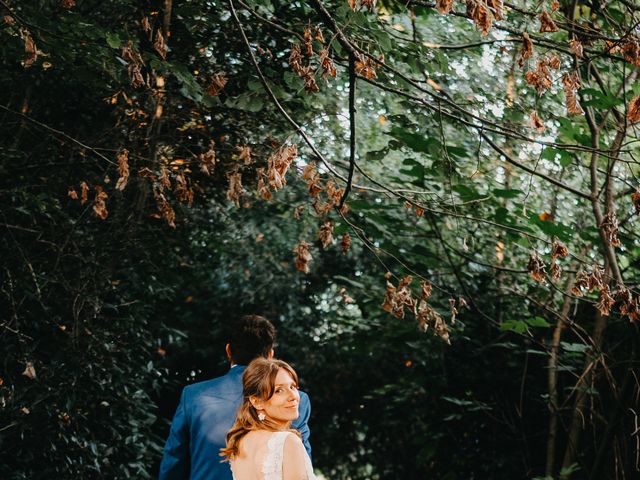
[183,368,244,480]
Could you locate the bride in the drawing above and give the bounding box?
[220,358,317,480]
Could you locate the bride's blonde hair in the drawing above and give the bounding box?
[220,358,301,460]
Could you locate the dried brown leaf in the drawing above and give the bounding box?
[539,10,558,33]
[519,32,533,67]
[115,149,130,191]
[199,142,217,175]
[627,96,640,124]
[436,0,454,14]
[319,49,337,80]
[20,29,40,68]
[293,240,313,273]
[93,185,109,219]
[237,145,252,165]
[303,27,314,57]
[551,240,568,259]
[550,259,561,281]
[527,252,546,283]
[631,189,640,215]
[227,172,244,207]
[341,233,351,254]
[207,73,228,97]
[318,221,334,249]
[354,53,377,79]
[600,211,621,247]
[22,361,36,380]
[569,39,584,58]
[530,111,545,132]
[80,181,89,204]
[562,71,584,116]
[525,61,552,95]
[360,0,375,11]
[154,30,168,59]
[571,270,588,297]
[596,285,615,316]
[420,280,433,300]
[141,16,152,34]
[487,0,504,21]
[289,44,304,74]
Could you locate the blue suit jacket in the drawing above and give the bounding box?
[158,365,311,480]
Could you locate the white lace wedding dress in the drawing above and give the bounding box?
[231,431,316,480]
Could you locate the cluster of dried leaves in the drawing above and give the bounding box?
[572,266,638,319]
[404,201,426,218]
[436,0,504,36]
[381,275,464,344]
[354,53,379,80]
[607,35,640,67]
[348,0,375,12]
[121,41,147,88]
[600,211,621,247]
[199,141,217,176]
[68,180,109,220]
[18,27,48,68]
[256,144,297,201]
[524,54,560,95]
[561,71,584,116]
[628,96,640,124]
[528,240,568,284]
[299,162,349,217]
[138,151,196,227]
[538,10,558,33]
[289,25,336,93]
[207,73,228,97]
[115,149,130,191]
[293,240,313,273]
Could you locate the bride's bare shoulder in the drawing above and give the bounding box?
[282,433,308,480]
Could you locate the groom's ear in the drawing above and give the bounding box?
[267,348,274,359]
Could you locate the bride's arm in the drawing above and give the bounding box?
[282,433,311,480]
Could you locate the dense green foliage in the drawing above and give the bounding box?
[2,0,640,478]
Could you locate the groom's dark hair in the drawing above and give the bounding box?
[226,315,276,365]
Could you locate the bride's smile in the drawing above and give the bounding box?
[259,369,300,423]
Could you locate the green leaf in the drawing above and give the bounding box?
[225,93,264,112]
[365,147,389,161]
[500,320,528,334]
[492,188,522,199]
[528,213,573,241]
[388,127,441,155]
[105,32,122,49]
[168,62,204,102]
[541,147,572,167]
[452,184,484,202]
[561,342,589,353]
[580,88,623,109]
[525,316,550,328]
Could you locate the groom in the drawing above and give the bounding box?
[158,315,311,480]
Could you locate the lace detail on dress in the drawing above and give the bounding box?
[261,431,316,480]
[262,431,289,480]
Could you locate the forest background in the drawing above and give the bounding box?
[1,0,640,478]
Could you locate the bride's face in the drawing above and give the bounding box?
[262,368,300,424]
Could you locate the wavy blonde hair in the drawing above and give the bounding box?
[220,358,301,460]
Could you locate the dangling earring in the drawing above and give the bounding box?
[258,412,266,421]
